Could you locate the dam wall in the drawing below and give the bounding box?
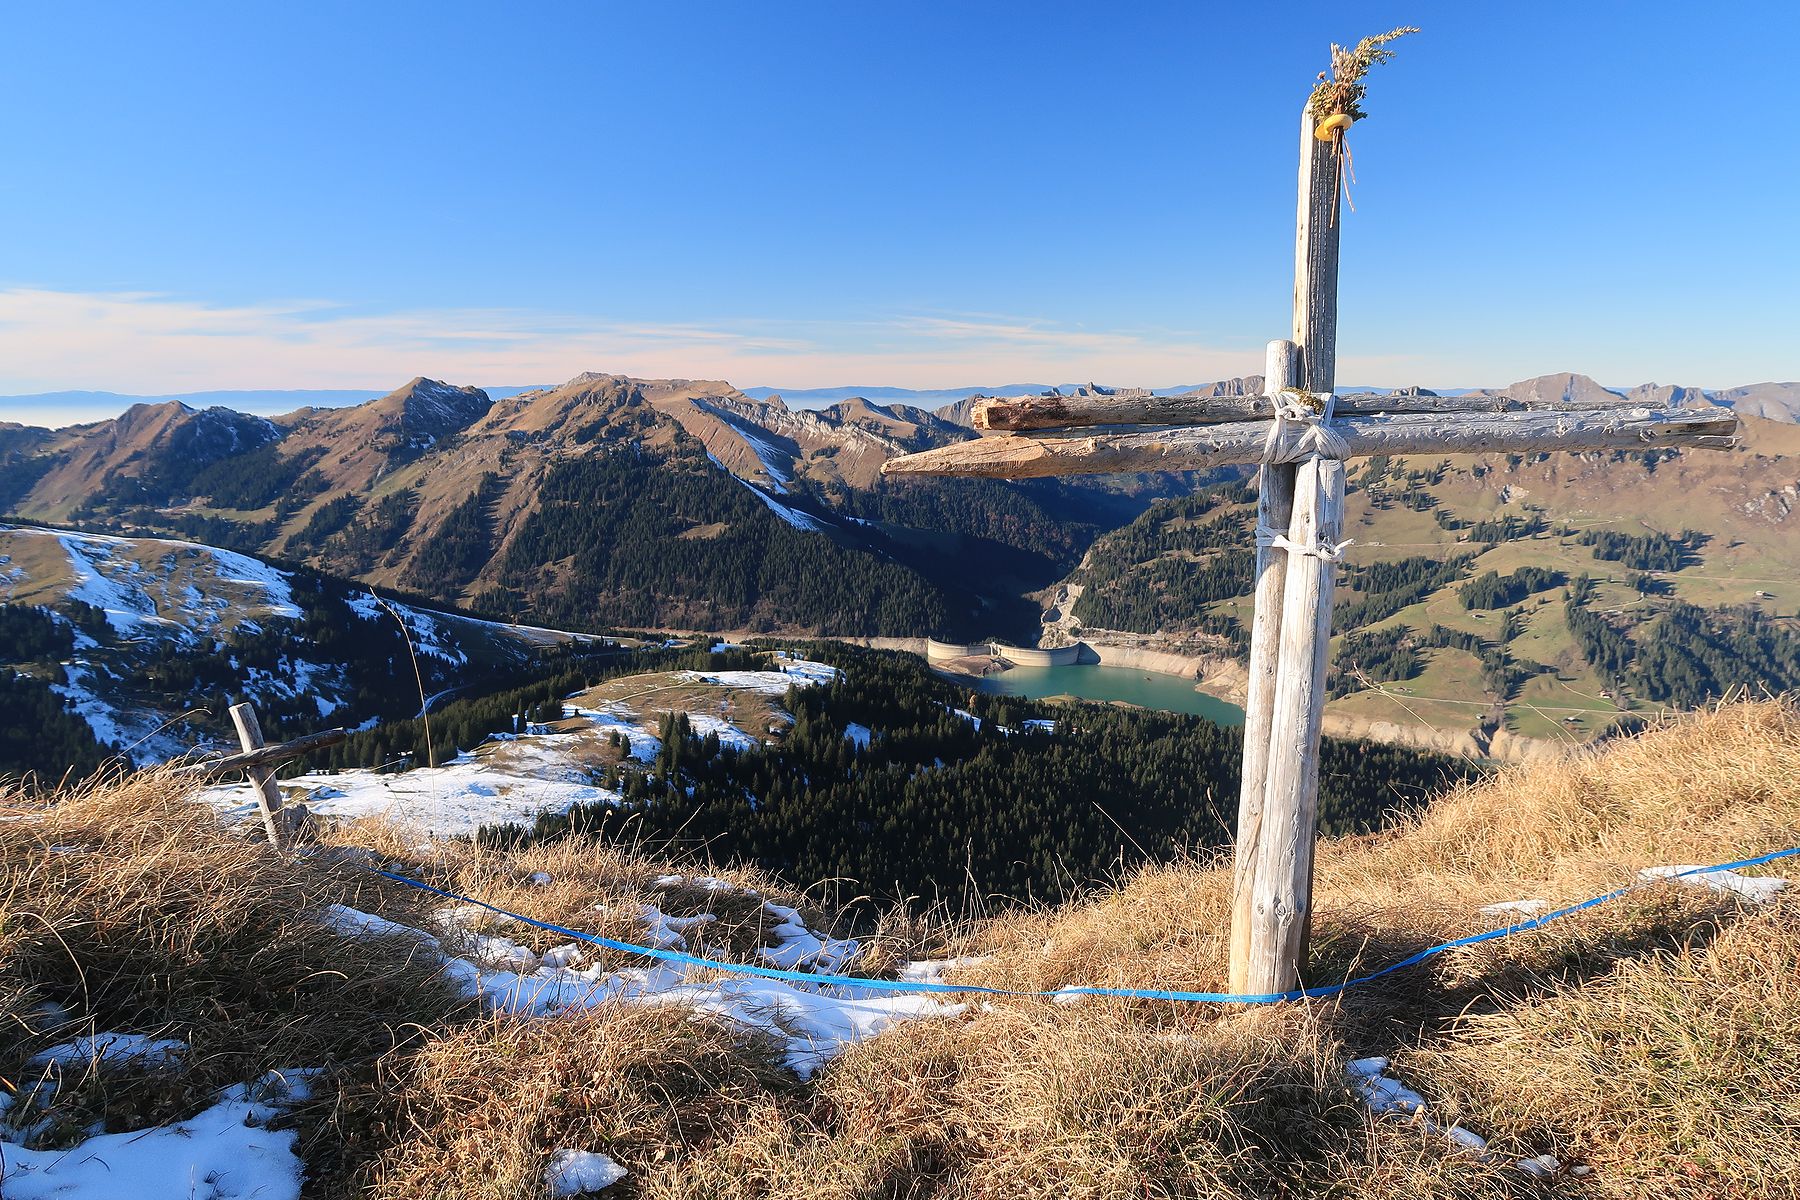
[925,639,1082,666]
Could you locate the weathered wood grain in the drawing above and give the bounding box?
[1245,456,1344,993]
[178,726,348,780]
[881,405,1738,480]
[229,702,288,850]
[971,388,1550,432]
[1229,339,1299,992]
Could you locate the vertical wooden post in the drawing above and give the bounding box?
[1227,338,1299,993]
[230,702,287,850]
[1232,102,1346,995]
[1292,105,1341,397]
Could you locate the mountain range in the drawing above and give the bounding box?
[2,370,1796,644]
[8,377,1797,428]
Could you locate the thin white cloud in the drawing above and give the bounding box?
[0,287,1273,399]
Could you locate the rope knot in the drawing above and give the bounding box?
[1261,389,1349,464]
[1256,524,1355,563]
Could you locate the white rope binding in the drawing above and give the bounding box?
[1257,388,1353,560]
[1255,524,1355,562]
[1260,388,1351,464]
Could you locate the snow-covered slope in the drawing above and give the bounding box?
[0,525,598,764]
[201,656,842,837]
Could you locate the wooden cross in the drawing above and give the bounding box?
[881,99,1738,996]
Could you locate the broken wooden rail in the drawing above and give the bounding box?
[176,707,344,850]
[174,724,348,780]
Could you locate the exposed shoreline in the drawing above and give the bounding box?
[834,634,1565,763]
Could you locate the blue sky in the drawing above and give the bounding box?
[1,1,1795,417]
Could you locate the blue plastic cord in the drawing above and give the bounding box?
[370,844,1800,1005]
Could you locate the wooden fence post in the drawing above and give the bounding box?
[1232,101,1345,995]
[229,702,287,850]
[1228,338,1299,993]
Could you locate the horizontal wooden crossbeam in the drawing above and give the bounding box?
[975,388,1570,433]
[881,405,1738,480]
[175,726,347,779]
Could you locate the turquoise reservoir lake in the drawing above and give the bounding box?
[957,663,1245,726]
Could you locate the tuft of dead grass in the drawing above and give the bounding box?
[361,1006,796,1200]
[1410,894,1800,1198]
[0,765,467,1177]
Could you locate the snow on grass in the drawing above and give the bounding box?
[328,904,958,1079]
[50,660,190,763]
[194,546,301,621]
[1639,863,1787,903]
[322,903,441,944]
[1477,898,1549,918]
[639,905,717,950]
[653,874,737,892]
[843,722,873,749]
[33,526,300,635]
[0,1069,318,1200]
[56,533,176,634]
[202,760,622,839]
[735,476,829,532]
[895,956,990,985]
[26,1033,188,1072]
[346,592,467,666]
[759,901,859,972]
[684,713,759,752]
[680,658,840,696]
[51,661,128,749]
[565,703,662,761]
[545,1149,628,1196]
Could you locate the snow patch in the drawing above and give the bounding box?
[323,904,957,1079]
[1640,864,1787,903]
[680,659,840,696]
[1477,899,1549,918]
[0,1068,317,1200]
[759,901,859,972]
[545,1149,628,1196]
[203,760,622,839]
[735,477,829,532]
[684,713,759,752]
[26,1033,188,1072]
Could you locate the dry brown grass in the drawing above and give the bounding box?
[1410,894,1800,1198]
[314,819,869,974]
[0,765,468,1184]
[362,1006,795,1200]
[7,702,1800,1198]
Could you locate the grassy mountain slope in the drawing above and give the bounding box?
[3,373,1133,640]
[4,702,1797,1197]
[0,522,603,773]
[1058,416,1800,751]
[13,369,1791,649]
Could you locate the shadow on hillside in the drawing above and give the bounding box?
[1302,888,1742,1050]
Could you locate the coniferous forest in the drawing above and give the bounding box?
[476,645,1471,906]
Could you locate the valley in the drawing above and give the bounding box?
[5,368,1799,782]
